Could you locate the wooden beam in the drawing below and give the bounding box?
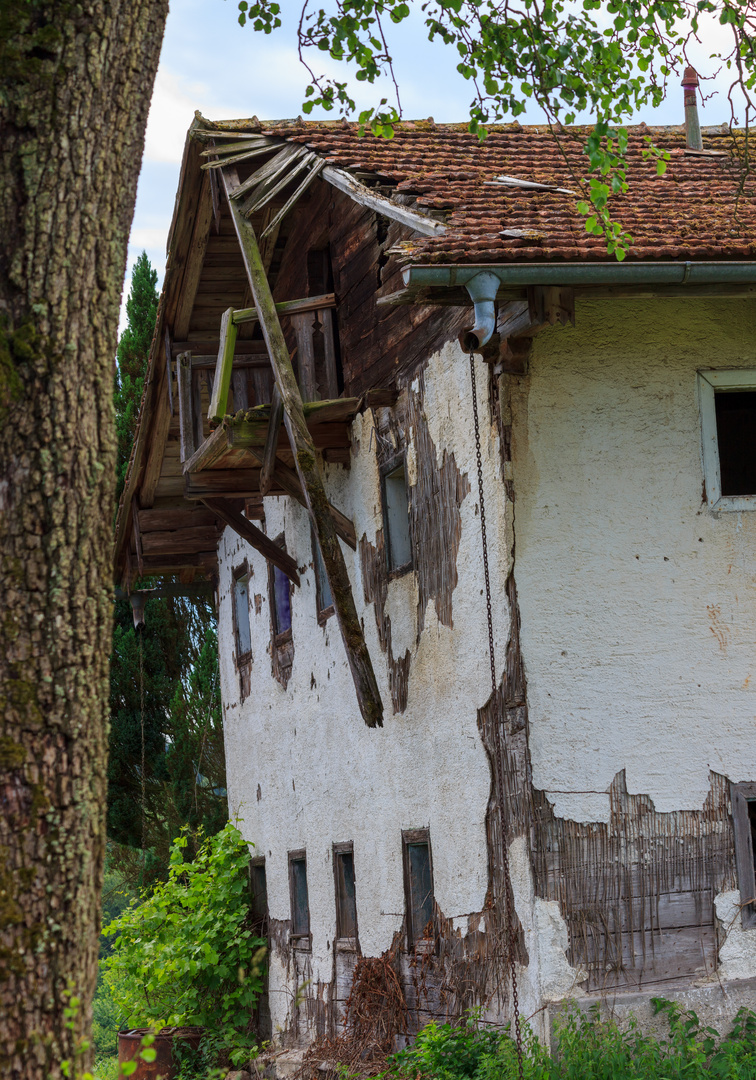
[208,307,237,421]
[141,526,220,556]
[261,158,325,239]
[174,172,215,339]
[140,378,172,509]
[202,497,300,585]
[322,165,446,238]
[260,385,283,496]
[244,443,356,550]
[172,341,269,357]
[177,350,195,463]
[185,468,262,500]
[183,424,228,475]
[231,292,336,326]
[221,166,383,728]
[164,327,174,416]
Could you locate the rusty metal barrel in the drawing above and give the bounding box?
[117,1026,203,1079]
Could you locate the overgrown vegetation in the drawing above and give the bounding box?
[102,823,266,1074]
[378,1000,756,1080]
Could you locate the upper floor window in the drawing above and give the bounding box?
[699,370,756,511]
[381,455,412,576]
[233,564,252,662]
[312,529,334,623]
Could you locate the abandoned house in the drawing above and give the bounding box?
[114,98,756,1047]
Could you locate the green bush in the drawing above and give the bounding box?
[384,998,756,1080]
[102,823,266,1070]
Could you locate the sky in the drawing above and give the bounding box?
[123,0,739,320]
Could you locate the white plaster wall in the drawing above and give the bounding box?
[512,297,756,987]
[513,297,756,820]
[219,341,521,1036]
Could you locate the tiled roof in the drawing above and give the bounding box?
[235,119,756,264]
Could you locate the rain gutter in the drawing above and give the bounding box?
[402,261,756,348]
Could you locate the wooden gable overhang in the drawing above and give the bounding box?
[114,117,450,727]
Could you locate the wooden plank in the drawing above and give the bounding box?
[140,379,172,509]
[132,505,144,577]
[322,166,446,238]
[185,468,262,500]
[202,497,300,585]
[183,424,229,475]
[192,369,204,450]
[232,368,249,412]
[208,306,237,420]
[174,172,216,339]
[141,526,219,555]
[320,308,339,400]
[221,166,382,727]
[260,385,283,496]
[261,159,326,239]
[291,311,317,401]
[234,143,304,207]
[201,140,283,171]
[177,350,195,463]
[164,328,174,416]
[137,507,217,532]
[242,149,316,217]
[231,292,336,326]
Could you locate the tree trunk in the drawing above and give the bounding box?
[0,2,168,1075]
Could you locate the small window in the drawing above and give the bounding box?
[699,371,756,510]
[233,565,252,660]
[269,535,292,641]
[250,859,268,918]
[731,783,756,927]
[382,456,412,575]
[289,851,311,945]
[402,829,434,949]
[333,843,358,941]
[250,858,268,929]
[313,530,334,622]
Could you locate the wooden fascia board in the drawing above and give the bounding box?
[321,166,446,238]
[173,170,216,339]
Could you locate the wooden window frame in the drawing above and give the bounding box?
[731,782,756,927]
[312,527,335,625]
[380,453,413,579]
[333,841,359,950]
[249,856,268,933]
[232,562,252,666]
[288,849,312,950]
[402,828,435,952]
[698,369,756,512]
[268,533,293,649]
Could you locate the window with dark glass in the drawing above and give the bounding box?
[382,456,412,575]
[715,391,756,496]
[731,783,756,927]
[333,843,358,941]
[313,530,334,621]
[403,830,434,949]
[233,565,252,660]
[250,858,268,929]
[289,851,310,944]
[269,535,292,641]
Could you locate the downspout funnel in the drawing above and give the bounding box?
[458,271,500,351]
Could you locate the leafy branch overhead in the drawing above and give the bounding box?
[232,0,756,257]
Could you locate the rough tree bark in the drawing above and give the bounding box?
[0,2,169,1076]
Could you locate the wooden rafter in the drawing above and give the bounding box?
[201,497,300,585]
[219,163,384,728]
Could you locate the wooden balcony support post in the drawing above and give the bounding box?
[220,164,384,728]
[208,306,237,422]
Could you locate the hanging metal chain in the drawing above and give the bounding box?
[138,628,147,886]
[469,353,524,1080]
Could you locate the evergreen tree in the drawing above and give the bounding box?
[114,251,158,501]
[109,253,225,886]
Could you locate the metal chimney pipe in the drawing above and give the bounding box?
[682,66,703,151]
